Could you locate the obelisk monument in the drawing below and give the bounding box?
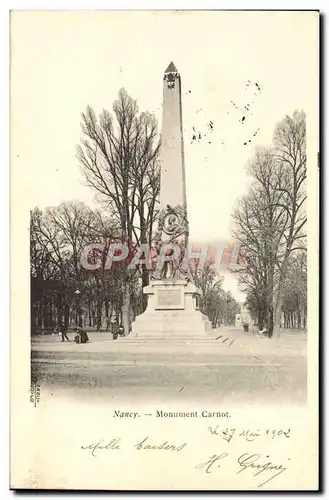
[156,62,189,250]
[131,62,211,339]
[160,61,187,210]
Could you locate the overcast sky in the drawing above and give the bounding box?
[11,10,318,301]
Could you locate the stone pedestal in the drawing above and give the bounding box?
[131,280,212,339]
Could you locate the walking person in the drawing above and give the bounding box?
[59,323,70,342]
[111,319,119,340]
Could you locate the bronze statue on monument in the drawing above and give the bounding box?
[152,203,190,281]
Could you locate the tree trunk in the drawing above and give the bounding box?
[258,309,264,330]
[104,297,109,330]
[272,298,282,338]
[122,280,131,336]
[267,306,274,337]
[40,297,45,330]
[297,310,301,329]
[78,304,83,328]
[64,303,70,331]
[75,296,78,326]
[88,300,92,327]
[96,300,102,331]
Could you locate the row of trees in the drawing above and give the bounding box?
[31,88,239,334]
[30,202,143,333]
[192,262,240,327]
[232,111,307,337]
[30,203,240,333]
[31,90,307,337]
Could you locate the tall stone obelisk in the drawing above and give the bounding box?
[155,62,189,249]
[131,63,211,339]
[160,62,187,210]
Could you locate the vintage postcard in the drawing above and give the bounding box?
[10,10,319,490]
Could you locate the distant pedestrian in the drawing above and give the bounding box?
[75,328,89,344]
[80,328,89,343]
[111,319,119,340]
[60,324,70,342]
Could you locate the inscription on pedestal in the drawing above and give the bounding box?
[155,287,184,310]
[158,289,181,306]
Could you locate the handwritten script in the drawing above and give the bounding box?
[195,452,290,488]
[81,436,186,457]
[208,426,291,443]
[81,432,291,488]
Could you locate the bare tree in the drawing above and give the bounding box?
[76,89,161,334]
[232,111,306,337]
[271,111,306,335]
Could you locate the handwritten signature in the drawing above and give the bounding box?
[237,453,290,488]
[196,452,290,488]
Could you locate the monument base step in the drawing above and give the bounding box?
[119,335,217,342]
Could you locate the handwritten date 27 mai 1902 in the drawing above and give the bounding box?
[208,425,291,442]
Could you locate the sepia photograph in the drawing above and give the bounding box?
[28,12,308,405]
[10,9,319,490]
